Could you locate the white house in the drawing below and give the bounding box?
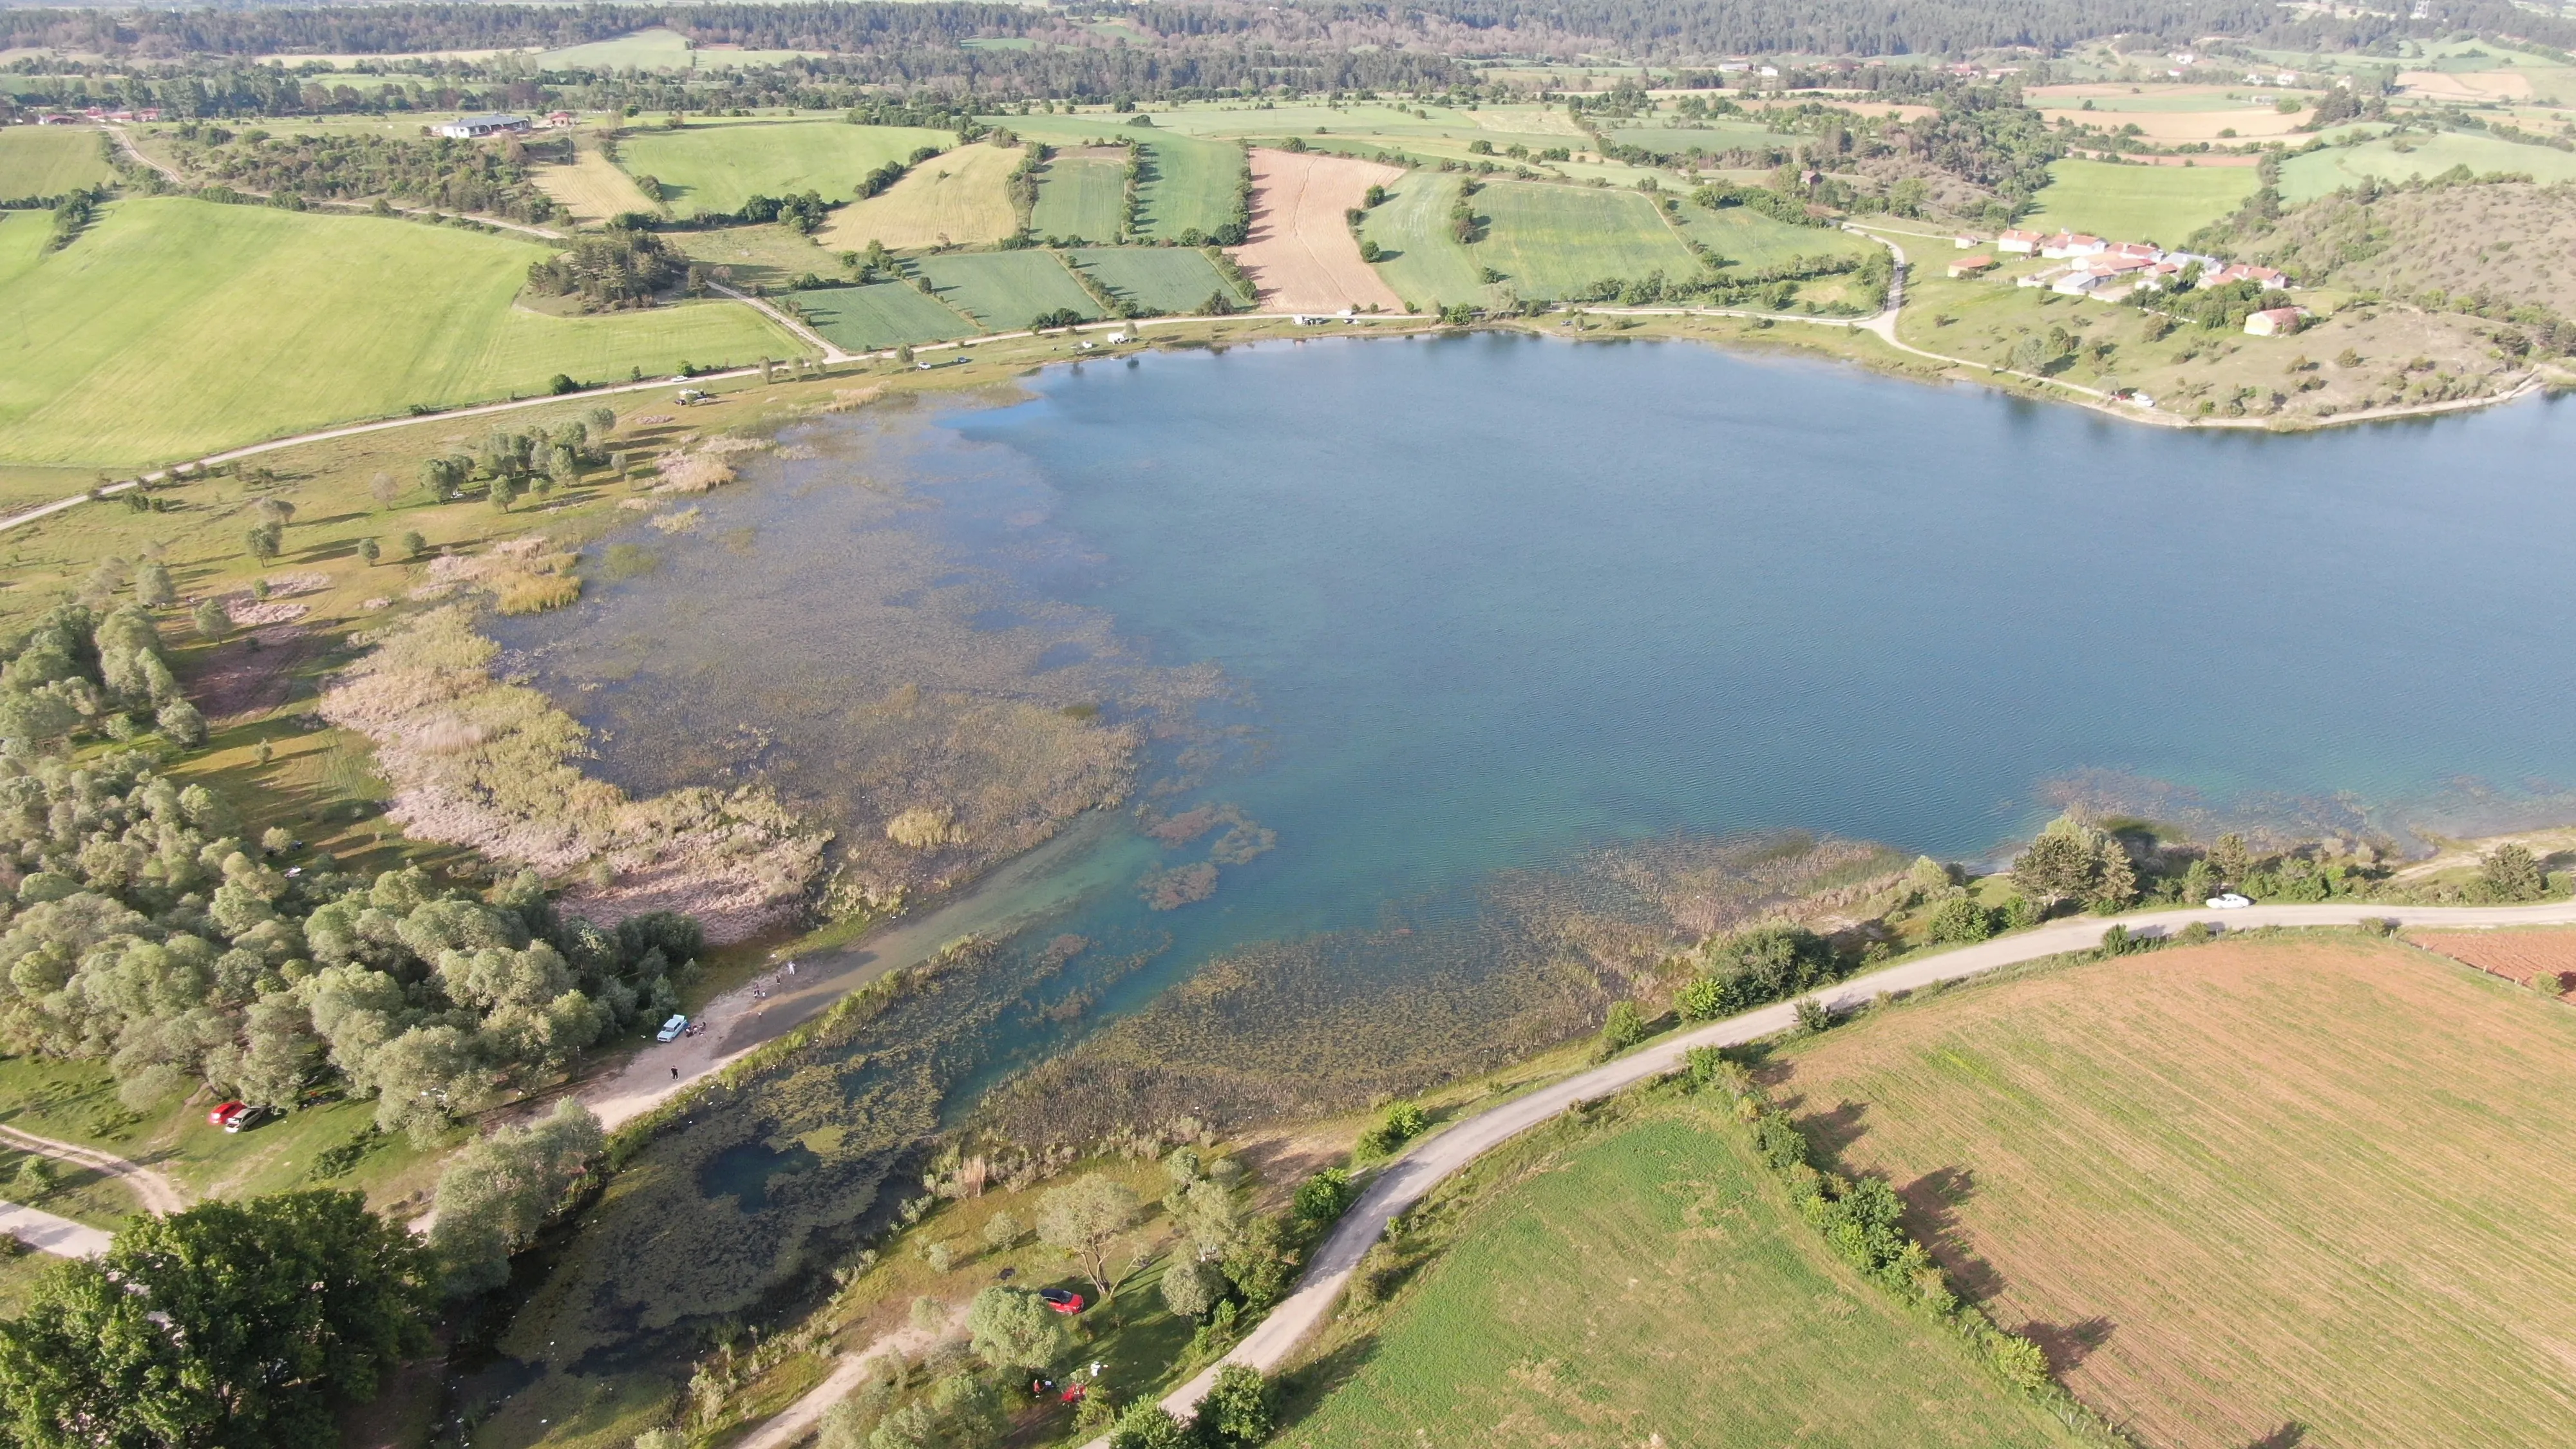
[2038,232,2107,260]
[1996,228,2043,254]
[437,113,531,140]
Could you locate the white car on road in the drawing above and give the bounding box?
[2205,893,2253,909]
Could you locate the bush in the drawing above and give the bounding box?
[1200,1363,1274,1446]
[1291,1167,1354,1226]
[2481,844,2548,903]
[1598,999,1647,1055]
[1108,1401,1195,1449]
[1925,894,1994,943]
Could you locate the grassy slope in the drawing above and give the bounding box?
[1066,247,1244,314]
[614,121,954,216]
[2282,132,2576,201]
[1778,934,2576,1449]
[820,140,1023,250]
[1359,171,1489,309]
[2023,158,2259,245]
[797,280,981,350]
[1029,151,1129,242]
[912,250,1099,328]
[1677,200,1879,272]
[0,128,115,197]
[1280,1103,2086,1449]
[1469,181,1700,299]
[0,198,795,468]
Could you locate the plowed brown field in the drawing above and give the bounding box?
[1230,148,1405,314]
[1774,936,2576,1449]
[2409,928,2576,993]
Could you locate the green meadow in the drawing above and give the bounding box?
[1676,200,1880,272]
[1132,133,1245,239]
[2279,131,2576,201]
[0,198,795,467]
[1065,247,1247,314]
[911,250,1101,328]
[0,127,115,198]
[795,279,980,352]
[614,120,956,216]
[1358,171,1490,309]
[1469,181,1699,299]
[2023,158,2260,244]
[1029,149,1130,241]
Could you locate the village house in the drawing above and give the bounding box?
[1947,254,1996,278]
[437,113,531,140]
[2244,307,2306,336]
[1996,228,2044,254]
[2039,232,2108,260]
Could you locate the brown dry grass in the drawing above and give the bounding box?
[1231,148,1406,313]
[2408,928,2576,993]
[1773,935,2576,1449]
[2040,107,2311,141]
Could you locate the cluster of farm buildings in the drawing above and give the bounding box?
[1946,229,2304,334]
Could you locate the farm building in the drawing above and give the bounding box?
[437,113,531,139]
[1946,254,1996,278]
[2244,307,2306,336]
[2039,231,2108,259]
[1996,228,2043,254]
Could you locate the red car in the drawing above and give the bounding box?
[207,1102,259,1133]
[1038,1288,1084,1314]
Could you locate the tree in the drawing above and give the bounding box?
[428,1099,603,1296]
[1109,1402,1195,1449]
[133,561,175,607]
[1200,1364,1274,1447]
[0,692,79,748]
[2011,817,2098,910]
[0,1191,433,1449]
[1293,1167,1354,1226]
[368,472,401,509]
[2483,843,2548,903]
[1039,1175,1141,1298]
[1598,999,1646,1054]
[981,1208,1023,1252]
[1925,893,1993,943]
[2093,833,2138,909]
[965,1285,1063,1370]
[10,1157,54,1202]
[359,537,381,566]
[399,530,428,560]
[155,696,208,748]
[2209,832,2253,886]
[244,520,283,563]
[490,476,519,513]
[193,598,230,641]
[1159,1256,1221,1320]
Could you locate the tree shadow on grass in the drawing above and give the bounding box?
[2020,1315,2117,1374]
[2242,1423,2305,1449]
[1266,1332,1384,1439]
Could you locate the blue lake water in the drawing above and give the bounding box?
[512,331,2576,1049]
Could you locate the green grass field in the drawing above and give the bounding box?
[1468,181,1699,300]
[1357,172,1488,309]
[1779,934,2576,1448]
[1133,133,1244,240]
[1065,247,1245,314]
[0,128,114,198]
[0,198,796,467]
[911,250,1099,328]
[614,120,955,216]
[1676,200,1879,272]
[820,138,1023,249]
[2023,158,2260,245]
[2280,131,2576,201]
[1605,122,1781,155]
[1030,149,1129,242]
[1279,1101,2087,1448]
[795,280,981,350]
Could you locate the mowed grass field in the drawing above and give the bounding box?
[1133,133,1244,240]
[0,126,114,197]
[1030,148,1129,242]
[1065,247,1245,314]
[614,120,955,216]
[821,138,1023,250]
[795,279,979,351]
[911,250,1099,328]
[1675,199,1879,272]
[1776,934,2576,1449]
[1279,1103,2088,1449]
[531,145,659,224]
[2022,158,2260,245]
[2280,130,2576,200]
[1469,181,1698,299]
[0,198,795,466]
[1356,171,1488,309]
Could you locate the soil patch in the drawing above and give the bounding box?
[187,625,315,721]
[1230,149,1406,314]
[2408,927,2576,994]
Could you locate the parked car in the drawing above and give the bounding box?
[2205,893,2253,909]
[656,1014,690,1043]
[1037,1288,1084,1314]
[208,1101,249,1130]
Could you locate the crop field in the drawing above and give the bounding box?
[1468,181,1698,300]
[1133,133,1244,240]
[793,280,980,350]
[1604,121,1783,155]
[1776,934,2576,1449]
[910,251,1097,328]
[0,198,796,466]
[613,120,955,216]
[1234,148,1404,312]
[2280,131,2576,200]
[2407,927,2576,993]
[530,146,659,224]
[1065,247,1242,314]
[1675,200,1877,272]
[2022,159,2260,245]
[1029,146,1129,242]
[0,126,113,197]
[1279,1103,2087,1448]
[1356,172,1488,310]
[821,138,1023,250]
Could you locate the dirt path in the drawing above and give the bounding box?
[0,1122,187,1216]
[1113,896,2576,1437]
[713,280,855,363]
[734,1311,960,1449]
[0,1202,110,1260]
[1229,149,1405,314]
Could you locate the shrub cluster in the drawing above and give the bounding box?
[1674,923,1847,1022]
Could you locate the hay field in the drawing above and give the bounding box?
[2022,158,2260,245]
[2408,928,2576,993]
[614,120,954,216]
[1279,1104,2088,1449]
[1030,146,1128,242]
[0,126,113,197]
[1605,121,1781,155]
[909,251,1097,328]
[820,138,1023,250]
[531,145,659,224]
[2281,132,2576,200]
[1675,200,1878,272]
[1357,171,1486,310]
[1470,181,1698,300]
[795,280,979,351]
[1776,935,2576,1449]
[1233,147,1404,312]
[0,198,795,467]
[1065,247,1244,314]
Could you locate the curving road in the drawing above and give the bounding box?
[1118,898,2576,1432]
[0,1121,189,1258]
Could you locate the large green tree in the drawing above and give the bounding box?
[0,1191,433,1449]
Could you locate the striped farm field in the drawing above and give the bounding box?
[1278,1100,2088,1449]
[1674,199,1879,273]
[2407,927,2576,994]
[1030,147,1130,242]
[1774,934,2576,1449]
[1468,181,1698,299]
[910,251,1098,328]
[614,120,954,216]
[822,139,1024,250]
[1357,171,1489,310]
[794,280,980,352]
[1065,247,1245,315]
[1134,133,1245,240]
[0,126,114,198]
[0,198,796,467]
